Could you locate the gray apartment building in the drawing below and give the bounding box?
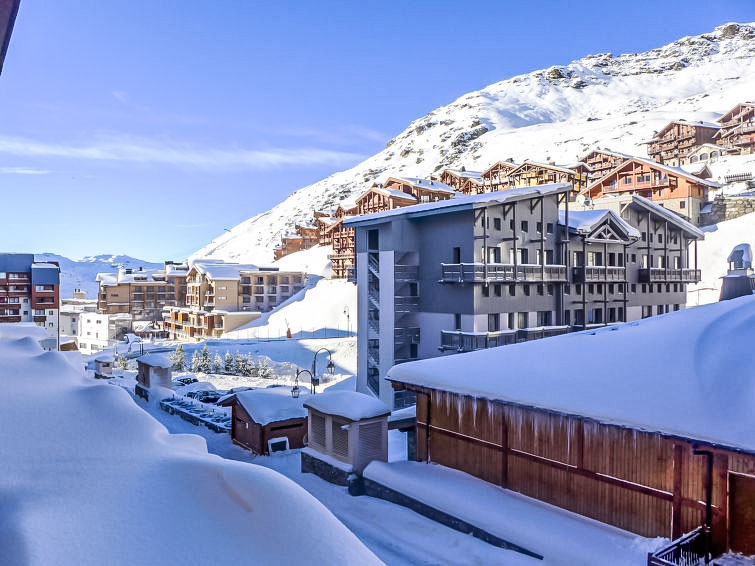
[345,183,704,409]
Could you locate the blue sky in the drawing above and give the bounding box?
[1,1,753,261]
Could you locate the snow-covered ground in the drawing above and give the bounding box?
[192,23,755,265]
[690,210,755,305]
[0,332,382,566]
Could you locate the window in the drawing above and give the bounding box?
[523,285,530,296]
[537,311,552,326]
[452,247,461,263]
[519,248,529,264]
[680,201,686,209]
[588,284,595,294]
[536,284,544,296]
[564,284,570,294]
[493,218,501,230]
[657,284,662,293]
[631,254,637,263]
[494,284,502,297]
[575,284,582,295]
[641,232,647,242]
[488,313,500,332]
[564,310,570,325]
[608,284,614,294]
[454,314,462,330]
[573,251,584,266]
[509,219,515,230]
[545,250,554,264]
[631,284,637,293]
[547,284,553,296]
[482,286,490,297]
[608,308,617,323]
[508,285,515,297]
[536,221,543,233]
[546,223,554,234]
[367,229,379,250]
[507,313,515,329]
[517,312,528,329]
[521,220,528,232]
[48,310,54,316]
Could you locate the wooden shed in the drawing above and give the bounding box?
[220,387,308,455]
[387,297,755,559]
[303,391,390,475]
[135,353,172,401]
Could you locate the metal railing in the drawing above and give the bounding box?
[440,263,567,283]
[639,268,701,283]
[394,264,419,281]
[394,296,420,312]
[394,327,420,344]
[572,266,626,282]
[647,527,707,566]
[440,329,517,352]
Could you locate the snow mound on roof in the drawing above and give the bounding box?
[235,387,309,425]
[389,296,755,453]
[0,322,51,342]
[136,353,172,369]
[0,338,382,566]
[304,391,390,421]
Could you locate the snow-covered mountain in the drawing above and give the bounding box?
[38,253,163,299]
[192,23,755,264]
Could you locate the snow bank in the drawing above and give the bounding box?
[272,244,333,278]
[0,335,382,566]
[690,211,755,305]
[389,296,755,453]
[363,461,659,566]
[304,391,390,421]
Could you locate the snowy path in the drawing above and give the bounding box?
[134,393,533,566]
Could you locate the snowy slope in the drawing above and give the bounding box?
[37,253,162,299]
[192,23,755,265]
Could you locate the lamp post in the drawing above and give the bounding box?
[311,347,335,394]
[292,368,312,398]
[343,306,350,334]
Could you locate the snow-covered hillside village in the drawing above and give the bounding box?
[1,4,755,565]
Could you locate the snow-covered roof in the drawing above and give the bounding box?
[655,119,721,138]
[389,295,755,453]
[631,195,705,238]
[0,323,52,342]
[345,183,573,227]
[387,176,456,194]
[587,157,720,191]
[0,336,382,565]
[444,169,483,181]
[367,186,418,201]
[94,353,115,363]
[304,391,390,421]
[191,260,260,280]
[578,148,633,162]
[235,387,309,425]
[136,353,172,369]
[509,160,577,176]
[728,243,752,264]
[559,209,641,239]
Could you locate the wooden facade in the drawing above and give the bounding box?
[480,160,520,192]
[715,102,755,155]
[396,383,755,556]
[584,158,713,224]
[228,401,307,456]
[438,169,483,195]
[647,120,720,166]
[575,149,629,182]
[506,160,588,193]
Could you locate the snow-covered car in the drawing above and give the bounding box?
[172,376,198,387]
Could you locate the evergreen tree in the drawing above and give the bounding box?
[190,349,201,372]
[212,352,224,374]
[256,356,272,379]
[115,355,129,371]
[197,344,213,373]
[223,350,235,374]
[169,344,187,371]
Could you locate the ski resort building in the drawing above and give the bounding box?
[583,157,718,225]
[480,160,520,192]
[646,119,720,166]
[574,149,630,183]
[504,160,588,194]
[714,102,755,155]
[386,297,755,560]
[96,262,189,322]
[0,253,60,345]
[345,184,703,409]
[163,261,305,340]
[437,169,483,195]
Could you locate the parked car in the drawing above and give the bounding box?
[196,391,222,404]
[172,376,198,387]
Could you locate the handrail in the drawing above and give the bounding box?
[647,527,707,566]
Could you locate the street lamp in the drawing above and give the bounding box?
[311,347,336,394]
[292,368,312,398]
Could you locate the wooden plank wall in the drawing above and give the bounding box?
[412,386,755,552]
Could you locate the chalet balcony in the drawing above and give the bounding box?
[439,329,516,352]
[440,263,567,283]
[638,268,701,283]
[394,327,420,345]
[572,266,626,282]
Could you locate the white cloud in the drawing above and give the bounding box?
[0,135,366,171]
[0,166,51,175]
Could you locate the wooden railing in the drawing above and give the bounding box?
[647,527,707,566]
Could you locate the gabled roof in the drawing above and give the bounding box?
[442,168,483,182]
[345,183,572,227]
[586,157,720,193]
[630,195,705,238]
[716,101,755,123]
[578,148,633,164]
[559,209,640,240]
[190,261,260,280]
[508,160,577,177]
[653,119,721,139]
[481,160,520,177]
[384,176,456,194]
[234,387,309,425]
[358,186,417,203]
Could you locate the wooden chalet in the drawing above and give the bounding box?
[480,160,520,192]
[355,186,417,215]
[714,102,755,154]
[506,160,588,194]
[584,157,717,225]
[221,387,308,455]
[575,149,630,182]
[382,176,457,203]
[438,169,483,195]
[273,233,304,260]
[387,298,755,559]
[680,143,730,167]
[647,120,720,166]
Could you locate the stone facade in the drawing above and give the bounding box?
[700,194,755,226]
